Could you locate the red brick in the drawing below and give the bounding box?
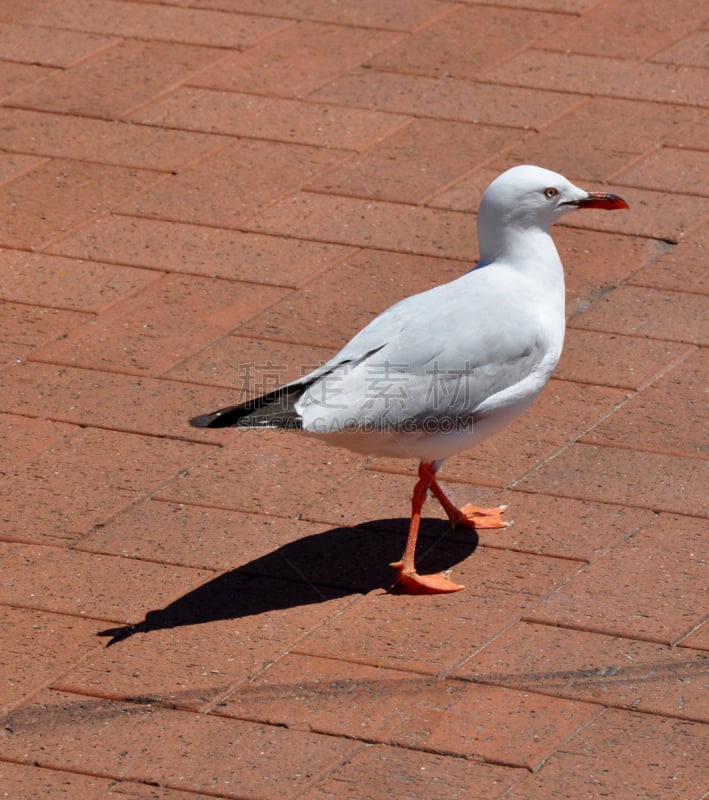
[0,427,211,543]
[191,22,398,98]
[244,191,476,260]
[405,685,598,771]
[0,691,356,798]
[583,347,706,457]
[505,710,708,799]
[237,250,469,349]
[663,111,709,149]
[10,39,225,119]
[653,30,709,67]
[557,328,694,390]
[165,335,333,389]
[31,274,287,375]
[302,468,654,562]
[312,68,577,129]
[0,158,161,250]
[219,653,599,771]
[518,443,708,518]
[526,514,708,644]
[0,762,113,800]
[437,379,629,486]
[425,165,500,212]
[0,412,76,472]
[0,341,31,368]
[49,214,355,289]
[0,301,90,348]
[0,0,59,21]
[122,139,346,228]
[0,249,158,312]
[157,429,365,518]
[0,151,45,183]
[192,0,452,31]
[0,21,115,67]
[615,146,709,194]
[628,226,708,294]
[367,5,562,78]
[0,107,229,171]
[0,542,213,624]
[79,499,333,571]
[0,606,102,713]
[574,284,708,344]
[681,624,709,652]
[28,0,289,48]
[81,497,400,597]
[455,621,709,722]
[0,61,57,100]
[55,576,355,708]
[308,118,525,203]
[297,548,578,673]
[630,225,709,294]
[302,743,522,800]
[537,0,707,59]
[467,0,597,9]
[129,87,408,152]
[0,361,241,443]
[484,50,709,107]
[500,98,704,182]
[109,783,209,799]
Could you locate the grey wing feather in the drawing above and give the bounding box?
[297,272,548,433]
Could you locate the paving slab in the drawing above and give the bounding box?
[0,158,162,249]
[504,709,708,798]
[525,513,708,645]
[218,652,601,771]
[190,22,399,98]
[0,427,212,544]
[0,107,230,171]
[128,87,408,152]
[0,691,358,799]
[7,39,226,119]
[31,274,288,375]
[572,283,709,344]
[0,22,115,67]
[296,547,581,674]
[301,467,655,563]
[48,214,357,288]
[455,620,709,722]
[54,579,357,710]
[518,442,709,518]
[0,249,159,312]
[301,743,525,800]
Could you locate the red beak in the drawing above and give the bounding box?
[570,192,629,211]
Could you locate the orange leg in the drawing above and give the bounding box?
[390,462,465,594]
[429,476,510,530]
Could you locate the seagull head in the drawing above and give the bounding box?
[477,165,628,262]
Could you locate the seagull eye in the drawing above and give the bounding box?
[544,187,558,199]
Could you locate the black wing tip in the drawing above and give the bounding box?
[190,384,308,430]
[189,411,224,428]
[189,408,243,428]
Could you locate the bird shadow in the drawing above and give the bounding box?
[98,518,478,647]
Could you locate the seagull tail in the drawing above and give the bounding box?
[189,385,303,430]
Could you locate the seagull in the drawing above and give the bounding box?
[191,165,628,594]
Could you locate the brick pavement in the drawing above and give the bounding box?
[0,1,707,798]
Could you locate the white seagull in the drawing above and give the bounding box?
[191,165,628,594]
